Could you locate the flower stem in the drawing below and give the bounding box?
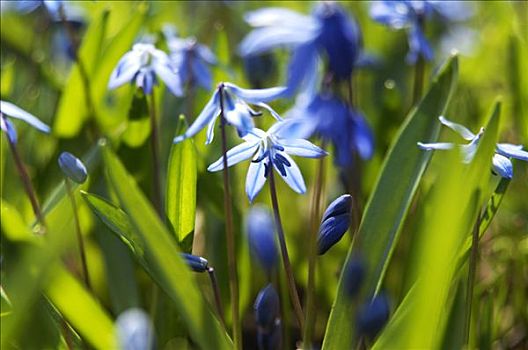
[303,144,326,348]
[148,90,163,216]
[208,267,226,329]
[268,168,305,332]
[464,212,481,346]
[218,85,242,350]
[65,178,92,291]
[6,135,46,233]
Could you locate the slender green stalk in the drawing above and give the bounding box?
[6,135,46,233]
[218,84,242,350]
[147,90,163,216]
[207,267,226,329]
[65,178,92,291]
[268,168,305,331]
[465,213,481,346]
[303,145,326,348]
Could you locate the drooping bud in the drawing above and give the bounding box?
[356,293,390,339]
[343,254,365,298]
[180,253,209,273]
[247,206,278,273]
[58,152,88,184]
[116,308,156,350]
[317,194,353,255]
[254,284,280,331]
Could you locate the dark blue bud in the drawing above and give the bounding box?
[317,194,353,255]
[357,293,390,339]
[343,255,365,298]
[247,206,278,273]
[257,319,282,350]
[58,152,88,184]
[116,308,156,350]
[180,253,209,273]
[254,284,280,330]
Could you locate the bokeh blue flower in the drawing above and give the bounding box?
[246,205,278,273]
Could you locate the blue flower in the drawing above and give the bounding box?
[370,1,473,64]
[343,255,365,298]
[286,93,374,168]
[164,26,217,91]
[1,100,50,143]
[317,194,353,255]
[254,284,280,330]
[180,253,209,273]
[418,116,528,179]
[207,120,327,202]
[58,152,88,184]
[116,308,156,350]
[357,293,391,339]
[173,82,286,145]
[239,3,362,94]
[108,43,182,96]
[246,205,278,273]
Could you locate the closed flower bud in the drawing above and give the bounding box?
[317,194,353,255]
[257,319,282,350]
[254,284,280,331]
[180,253,208,273]
[343,255,365,298]
[247,206,278,273]
[356,293,390,339]
[116,308,156,350]
[58,152,88,184]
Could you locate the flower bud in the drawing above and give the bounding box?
[58,152,88,184]
[254,284,280,331]
[317,194,352,255]
[257,319,282,350]
[180,253,208,273]
[356,293,390,339]
[247,206,278,273]
[116,308,155,350]
[343,255,365,298]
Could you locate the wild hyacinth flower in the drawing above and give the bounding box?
[1,100,50,141]
[208,120,327,202]
[287,94,374,168]
[108,43,181,96]
[239,2,362,94]
[418,116,528,179]
[164,26,217,91]
[357,293,391,339]
[370,1,473,64]
[173,82,286,144]
[317,194,353,255]
[58,152,88,184]
[181,253,209,273]
[247,205,278,273]
[116,308,156,350]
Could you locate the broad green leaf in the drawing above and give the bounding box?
[372,102,500,349]
[166,115,197,251]
[44,264,116,350]
[102,146,232,349]
[322,55,458,350]
[54,9,109,137]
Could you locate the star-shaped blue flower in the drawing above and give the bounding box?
[207,120,327,202]
[239,3,362,95]
[173,82,286,144]
[1,100,50,143]
[108,43,182,96]
[418,116,528,179]
[370,1,473,64]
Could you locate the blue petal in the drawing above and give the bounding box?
[246,159,268,202]
[207,141,260,172]
[0,100,50,133]
[438,116,475,140]
[284,43,319,97]
[321,194,353,223]
[254,102,283,121]
[224,83,287,104]
[247,205,278,272]
[238,26,317,57]
[496,143,528,162]
[417,142,455,150]
[196,44,217,65]
[116,309,155,350]
[254,284,280,329]
[191,58,212,90]
[492,154,513,179]
[152,59,183,96]
[273,152,306,194]
[1,116,18,143]
[369,1,413,29]
[108,51,142,90]
[281,138,327,158]
[351,112,375,160]
[173,90,220,143]
[429,1,474,21]
[223,100,255,137]
[244,7,318,30]
[317,213,351,255]
[58,152,88,184]
[406,23,433,64]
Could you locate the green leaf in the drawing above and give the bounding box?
[322,55,458,350]
[166,115,197,251]
[44,264,117,350]
[101,146,231,349]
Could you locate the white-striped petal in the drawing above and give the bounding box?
[207,141,260,172]
[438,116,475,140]
[281,138,327,158]
[246,160,268,202]
[274,153,306,194]
[0,100,50,133]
